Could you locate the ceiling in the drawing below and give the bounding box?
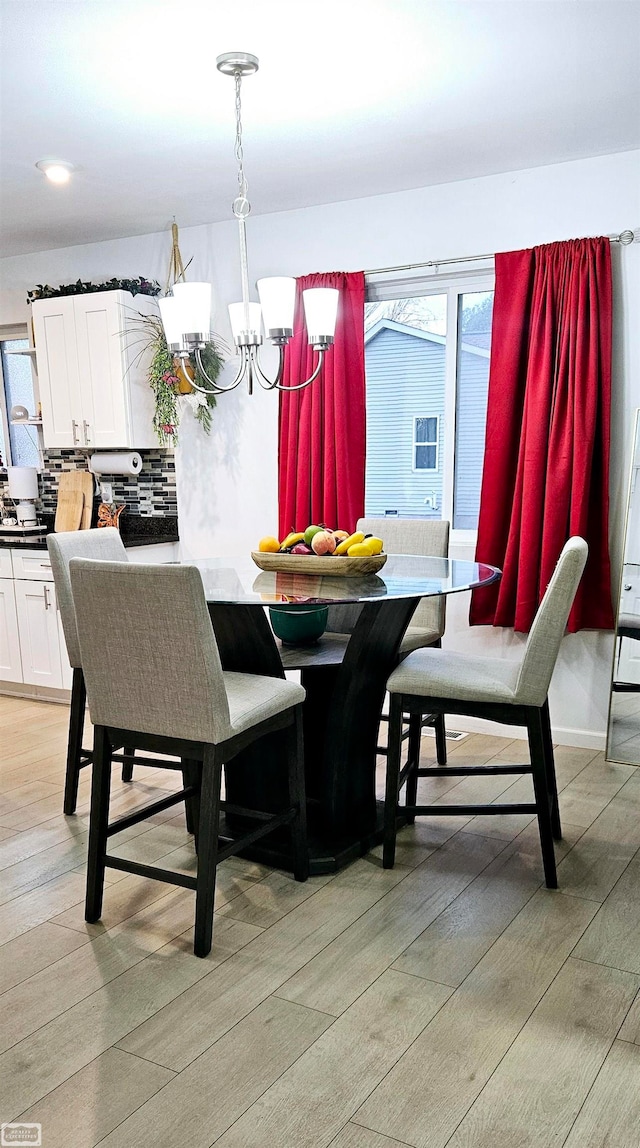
[1,0,639,258]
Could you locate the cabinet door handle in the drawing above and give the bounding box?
[72,419,80,445]
[43,585,51,610]
[83,420,91,445]
[39,562,52,569]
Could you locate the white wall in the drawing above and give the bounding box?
[1,149,639,746]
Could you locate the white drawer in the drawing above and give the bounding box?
[11,550,55,581]
[127,542,179,564]
[0,551,12,579]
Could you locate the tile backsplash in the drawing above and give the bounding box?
[38,449,177,516]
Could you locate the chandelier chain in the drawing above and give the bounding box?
[233,72,250,218]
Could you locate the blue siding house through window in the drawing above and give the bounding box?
[364,319,489,524]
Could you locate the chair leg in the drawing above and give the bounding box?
[527,709,558,889]
[383,695,404,869]
[121,749,134,783]
[541,699,561,840]
[404,713,421,824]
[64,668,87,816]
[182,758,201,844]
[85,726,112,923]
[287,706,309,883]
[434,712,448,766]
[194,745,223,958]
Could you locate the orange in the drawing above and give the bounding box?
[258,535,281,553]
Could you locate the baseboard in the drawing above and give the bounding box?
[448,714,606,752]
[0,681,71,705]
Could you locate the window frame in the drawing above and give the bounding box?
[365,268,495,544]
[412,414,439,473]
[0,323,34,469]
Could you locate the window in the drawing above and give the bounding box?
[413,416,439,471]
[364,275,494,533]
[0,328,38,469]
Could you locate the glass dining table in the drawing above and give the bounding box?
[188,553,500,875]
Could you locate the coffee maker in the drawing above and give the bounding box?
[0,466,46,539]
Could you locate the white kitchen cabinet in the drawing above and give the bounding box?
[32,289,159,450]
[0,542,174,698]
[14,578,64,689]
[0,578,22,683]
[58,611,73,690]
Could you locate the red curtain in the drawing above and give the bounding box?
[470,237,614,633]
[278,271,366,538]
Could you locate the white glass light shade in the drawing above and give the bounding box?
[302,288,339,340]
[228,301,262,341]
[158,296,186,347]
[256,277,296,334]
[171,282,212,336]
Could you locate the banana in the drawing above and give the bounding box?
[280,531,305,551]
[334,530,365,556]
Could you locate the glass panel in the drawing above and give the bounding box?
[606,410,640,764]
[453,291,493,529]
[364,293,446,519]
[1,340,39,469]
[415,444,436,470]
[415,416,437,444]
[364,294,447,336]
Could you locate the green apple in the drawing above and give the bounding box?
[303,524,323,545]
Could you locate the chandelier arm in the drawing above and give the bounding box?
[190,346,247,394]
[272,350,326,392]
[252,345,285,391]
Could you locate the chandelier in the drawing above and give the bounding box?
[158,52,339,395]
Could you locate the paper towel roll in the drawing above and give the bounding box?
[89,452,142,477]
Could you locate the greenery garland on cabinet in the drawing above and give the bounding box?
[27,277,161,302]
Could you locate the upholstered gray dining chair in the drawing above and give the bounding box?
[357,516,450,773]
[70,558,308,958]
[47,528,136,814]
[382,537,588,888]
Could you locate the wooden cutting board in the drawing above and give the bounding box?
[54,489,84,532]
[56,470,94,530]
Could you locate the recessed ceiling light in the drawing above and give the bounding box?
[36,159,75,184]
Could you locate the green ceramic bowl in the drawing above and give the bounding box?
[269,606,329,645]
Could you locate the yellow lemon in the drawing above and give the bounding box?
[366,537,384,555]
[258,536,281,553]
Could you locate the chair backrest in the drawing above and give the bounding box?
[515,537,589,706]
[357,517,450,636]
[69,559,231,744]
[47,528,128,668]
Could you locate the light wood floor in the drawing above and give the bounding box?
[2,695,640,1148]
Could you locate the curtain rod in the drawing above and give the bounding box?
[366,229,637,276]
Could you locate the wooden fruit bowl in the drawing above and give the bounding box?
[251,551,387,576]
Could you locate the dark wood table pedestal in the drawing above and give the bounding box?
[209,598,418,875]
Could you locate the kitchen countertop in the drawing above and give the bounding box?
[0,514,179,551]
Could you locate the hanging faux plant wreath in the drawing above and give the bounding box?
[128,310,225,446]
[128,224,226,446]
